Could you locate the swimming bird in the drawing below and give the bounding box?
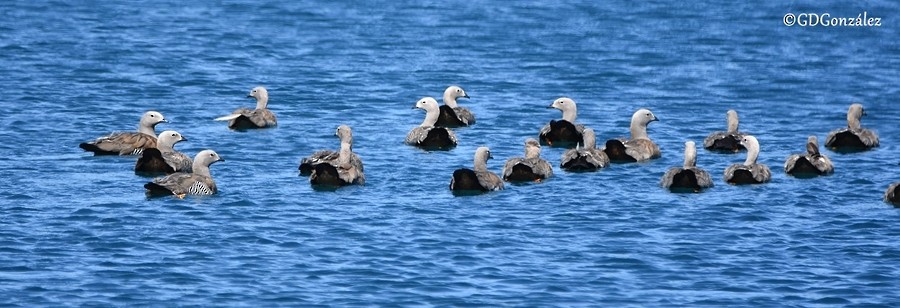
[724,135,771,184]
[603,108,660,162]
[309,140,366,187]
[784,135,834,177]
[435,86,475,127]
[144,150,224,198]
[79,111,168,156]
[299,125,364,176]
[405,97,458,150]
[885,182,900,206]
[502,138,553,182]
[704,109,746,153]
[539,97,586,148]
[560,128,609,172]
[215,86,277,129]
[825,103,879,152]
[661,141,713,192]
[134,130,192,175]
[450,147,504,192]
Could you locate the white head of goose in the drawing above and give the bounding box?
[405,97,458,150]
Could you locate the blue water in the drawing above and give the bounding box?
[2,1,899,306]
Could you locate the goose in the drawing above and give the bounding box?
[885,182,900,206]
[603,108,660,162]
[435,86,475,127]
[724,135,771,184]
[135,130,192,175]
[560,128,609,171]
[299,125,364,176]
[502,138,553,182]
[704,109,746,152]
[450,147,504,192]
[661,141,713,192]
[538,97,586,148]
[79,111,167,156]
[144,150,224,198]
[405,97,458,150]
[825,103,879,152]
[215,86,277,129]
[305,125,366,186]
[784,135,834,177]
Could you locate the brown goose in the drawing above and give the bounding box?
[79,111,167,156]
[215,86,277,129]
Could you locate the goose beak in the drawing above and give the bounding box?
[160,119,169,123]
[463,94,470,99]
[652,116,660,122]
[546,104,555,109]
[181,136,188,142]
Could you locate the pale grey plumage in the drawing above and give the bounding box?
[80,111,167,156]
[502,139,553,182]
[145,150,224,197]
[560,128,609,171]
[724,135,771,184]
[405,97,458,147]
[704,109,747,152]
[825,103,879,150]
[661,141,713,191]
[784,135,834,176]
[215,86,277,129]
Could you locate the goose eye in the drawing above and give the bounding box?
[171,133,177,137]
[150,114,155,117]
